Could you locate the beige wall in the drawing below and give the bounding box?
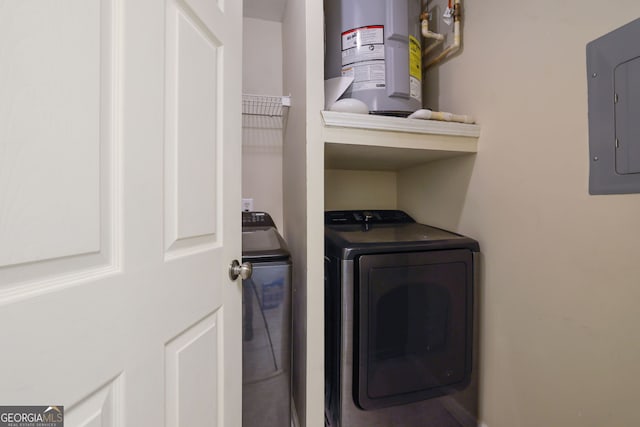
[400,2,640,426]
[325,169,397,210]
[242,17,283,95]
[242,17,284,230]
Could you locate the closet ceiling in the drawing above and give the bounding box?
[243,0,287,22]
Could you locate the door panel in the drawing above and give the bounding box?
[615,57,640,175]
[0,0,114,276]
[64,375,124,427]
[0,0,242,425]
[165,312,220,427]
[165,0,220,252]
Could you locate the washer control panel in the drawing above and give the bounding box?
[242,211,276,228]
[325,210,415,225]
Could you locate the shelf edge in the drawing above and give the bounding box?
[321,110,481,138]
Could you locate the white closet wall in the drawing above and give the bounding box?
[242,17,284,231]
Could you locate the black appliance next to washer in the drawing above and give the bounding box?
[324,210,480,427]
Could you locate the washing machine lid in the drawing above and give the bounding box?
[325,210,479,260]
[242,211,290,261]
[242,228,290,262]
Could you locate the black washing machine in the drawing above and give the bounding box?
[242,211,291,427]
[324,210,480,427]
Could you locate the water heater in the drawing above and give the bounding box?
[325,0,422,116]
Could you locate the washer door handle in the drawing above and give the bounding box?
[229,259,253,281]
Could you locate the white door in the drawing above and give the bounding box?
[0,0,242,425]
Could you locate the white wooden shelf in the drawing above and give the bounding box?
[321,110,480,171]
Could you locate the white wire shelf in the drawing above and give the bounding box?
[242,94,290,148]
[242,94,290,132]
[242,94,291,117]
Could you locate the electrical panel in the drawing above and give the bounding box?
[587,18,640,194]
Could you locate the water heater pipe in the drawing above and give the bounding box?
[408,108,475,124]
[420,11,445,57]
[423,0,462,70]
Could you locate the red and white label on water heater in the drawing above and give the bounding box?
[340,26,385,92]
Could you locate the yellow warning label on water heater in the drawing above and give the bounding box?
[409,35,422,102]
[409,35,421,81]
